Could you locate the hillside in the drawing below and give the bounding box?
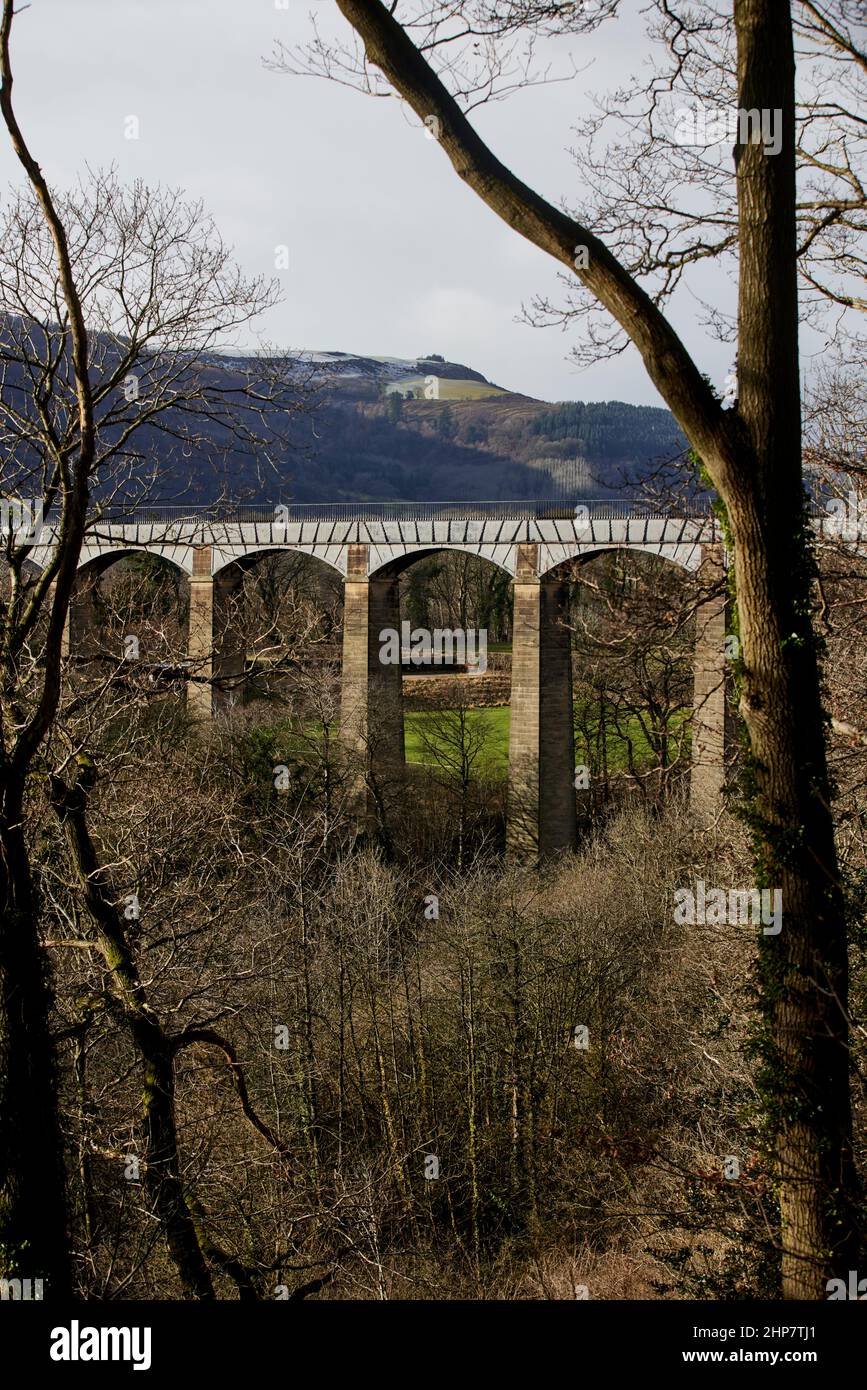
[190,348,688,505]
[0,323,688,505]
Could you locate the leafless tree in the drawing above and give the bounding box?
[272,0,865,1295]
[0,0,295,1291]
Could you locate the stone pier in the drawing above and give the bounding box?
[67,568,100,664]
[339,544,405,821]
[507,544,578,860]
[187,546,245,718]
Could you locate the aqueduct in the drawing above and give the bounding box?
[32,502,728,857]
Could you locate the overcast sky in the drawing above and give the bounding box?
[0,0,768,405]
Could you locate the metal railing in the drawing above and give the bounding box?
[77,497,717,525]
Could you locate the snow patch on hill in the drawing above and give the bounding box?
[202,346,494,386]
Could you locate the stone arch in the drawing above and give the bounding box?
[66,547,191,675]
[76,543,193,576]
[366,544,513,679]
[75,547,189,581]
[368,543,515,580]
[537,539,729,821]
[211,544,346,580]
[538,539,703,578]
[204,546,345,713]
[339,542,515,835]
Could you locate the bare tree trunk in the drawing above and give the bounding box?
[330,0,860,1297]
[0,0,94,1288]
[460,958,481,1277]
[727,0,858,1297]
[298,882,321,1183]
[49,770,214,1299]
[0,800,71,1292]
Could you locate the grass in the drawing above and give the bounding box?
[431,379,508,400]
[404,702,686,778]
[239,698,687,785]
[404,707,511,772]
[395,377,508,401]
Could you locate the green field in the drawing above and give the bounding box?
[239,700,686,786]
[404,707,511,771]
[404,704,683,777]
[430,379,508,400]
[394,376,508,401]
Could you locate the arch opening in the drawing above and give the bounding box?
[209,548,345,712]
[68,550,191,688]
[369,543,513,582]
[552,546,704,816]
